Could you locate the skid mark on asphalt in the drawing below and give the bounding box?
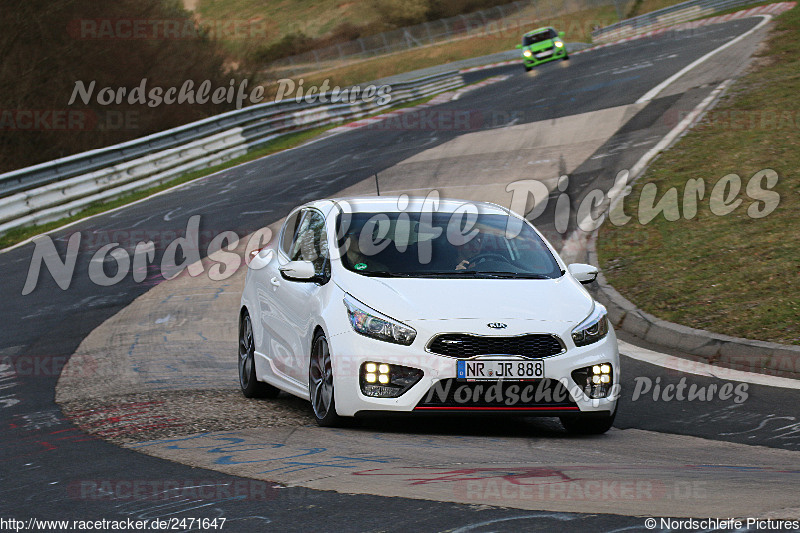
[351,466,572,486]
[131,432,400,476]
[117,426,800,517]
[0,360,20,409]
[676,404,800,448]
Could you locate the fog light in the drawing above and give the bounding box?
[360,362,424,398]
[572,363,614,399]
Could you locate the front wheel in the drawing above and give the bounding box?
[238,311,280,399]
[560,408,616,435]
[524,65,532,72]
[309,331,342,427]
[562,53,569,61]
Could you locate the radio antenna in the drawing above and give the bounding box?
[374,173,380,196]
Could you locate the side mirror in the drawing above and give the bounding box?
[516,44,522,49]
[558,31,565,38]
[568,263,598,285]
[280,261,318,281]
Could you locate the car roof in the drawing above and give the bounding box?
[305,196,512,216]
[524,27,555,36]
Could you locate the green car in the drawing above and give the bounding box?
[517,27,568,71]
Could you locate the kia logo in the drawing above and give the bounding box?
[487,323,507,329]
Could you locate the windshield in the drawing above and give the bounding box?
[523,29,556,46]
[335,211,562,279]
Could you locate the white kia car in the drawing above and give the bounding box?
[239,197,620,434]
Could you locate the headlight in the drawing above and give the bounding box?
[523,49,533,57]
[343,294,416,345]
[571,303,608,347]
[554,40,564,48]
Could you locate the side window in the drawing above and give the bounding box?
[280,211,302,256]
[289,210,328,273]
[550,28,557,39]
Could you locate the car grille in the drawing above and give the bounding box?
[427,333,564,359]
[416,378,578,410]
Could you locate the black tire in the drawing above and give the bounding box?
[309,330,342,427]
[560,408,616,435]
[563,53,569,61]
[238,311,280,399]
[524,65,532,72]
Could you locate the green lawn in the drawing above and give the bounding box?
[293,4,620,90]
[597,4,800,345]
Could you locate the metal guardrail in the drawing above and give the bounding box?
[270,0,616,77]
[0,71,463,236]
[591,0,765,42]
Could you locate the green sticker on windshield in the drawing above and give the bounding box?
[354,263,367,270]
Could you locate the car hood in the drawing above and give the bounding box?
[334,272,593,324]
[525,39,555,52]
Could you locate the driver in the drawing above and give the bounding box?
[454,232,485,270]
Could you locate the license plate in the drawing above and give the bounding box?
[536,50,553,58]
[457,359,544,381]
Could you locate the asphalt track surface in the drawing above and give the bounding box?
[1,16,798,532]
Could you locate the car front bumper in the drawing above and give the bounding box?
[523,46,567,67]
[328,324,619,417]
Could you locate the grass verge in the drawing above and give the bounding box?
[285,0,772,92]
[285,4,620,89]
[596,4,800,345]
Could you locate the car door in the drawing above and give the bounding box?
[267,208,329,385]
[254,209,301,383]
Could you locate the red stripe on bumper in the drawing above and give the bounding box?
[414,406,580,411]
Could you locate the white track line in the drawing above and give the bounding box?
[637,14,772,103]
[620,340,800,389]
[560,79,733,264]
[459,4,794,75]
[629,78,732,181]
[566,15,800,388]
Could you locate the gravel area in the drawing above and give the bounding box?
[59,388,314,444]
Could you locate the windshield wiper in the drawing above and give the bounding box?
[417,271,484,277]
[361,271,415,277]
[367,270,484,278]
[358,270,551,279]
[472,271,551,279]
